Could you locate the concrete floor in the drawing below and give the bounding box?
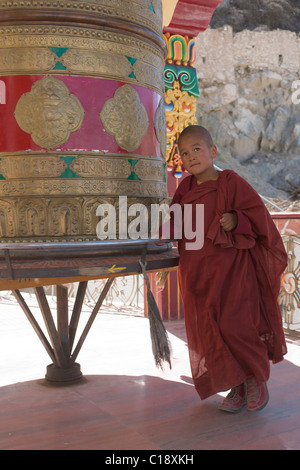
[0,292,299,450]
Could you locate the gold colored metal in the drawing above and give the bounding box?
[69,155,132,179]
[0,154,67,179]
[14,77,85,149]
[0,195,168,242]
[61,49,131,79]
[100,85,149,152]
[0,175,166,197]
[0,151,167,241]
[0,0,163,38]
[0,1,167,242]
[0,47,57,73]
[154,97,167,158]
[0,27,165,94]
[134,158,166,181]
[0,151,165,177]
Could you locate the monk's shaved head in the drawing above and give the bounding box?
[178,125,214,148]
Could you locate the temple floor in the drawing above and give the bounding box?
[0,293,299,451]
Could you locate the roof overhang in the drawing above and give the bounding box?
[163,0,223,36]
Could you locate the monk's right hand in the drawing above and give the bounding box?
[220,212,238,232]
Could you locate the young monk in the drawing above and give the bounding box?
[164,125,287,413]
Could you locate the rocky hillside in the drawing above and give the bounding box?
[193,4,300,206]
[210,0,300,34]
[197,63,300,203]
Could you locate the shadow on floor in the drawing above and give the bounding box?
[0,359,299,450]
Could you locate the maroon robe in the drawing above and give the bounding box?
[171,169,287,400]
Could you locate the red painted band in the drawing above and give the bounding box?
[0,75,162,157]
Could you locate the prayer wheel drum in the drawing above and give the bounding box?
[0,1,168,245]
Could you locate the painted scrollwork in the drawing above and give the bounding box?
[165,80,197,169]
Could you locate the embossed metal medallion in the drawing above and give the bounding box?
[100,84,149,152]
[14,76,85,149]
[154,97,167,157]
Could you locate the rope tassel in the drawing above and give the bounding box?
[139,259,172,370]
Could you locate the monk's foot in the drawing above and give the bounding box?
[245,375,269,412]
[218,383,246,413]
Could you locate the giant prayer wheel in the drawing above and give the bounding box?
[0,0,168,244]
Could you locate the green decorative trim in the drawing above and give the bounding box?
[126,56,137,66]
[0,158,5,180]
[148,2,155,14]
[52,61,67,70]
[162,161,167,182]
[49,47,69,70]
[59,156,79,178]
[126,56,137,79]
[164,65,200,97]
[49,47,69,58]
[127,158,141,181]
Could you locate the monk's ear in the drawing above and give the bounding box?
[210,144,217,159]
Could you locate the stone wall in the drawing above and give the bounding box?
[193,27,300,199]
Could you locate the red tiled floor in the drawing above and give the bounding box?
[0,294,299,450]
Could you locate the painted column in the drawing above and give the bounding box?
[147,0,223,320]
[146,32,199,321]
[0,1,167,243]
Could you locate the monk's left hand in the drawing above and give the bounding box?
[219,212,238,232]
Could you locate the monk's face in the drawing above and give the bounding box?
[178,133,218,182]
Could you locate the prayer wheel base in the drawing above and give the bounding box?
[45,363,83,384]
